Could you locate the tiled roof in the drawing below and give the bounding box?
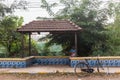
[17,20,82,32]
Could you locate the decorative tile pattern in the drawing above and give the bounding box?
[0,56,70,68]
[0,61,26,68]
[0,56,120,68]
[70,59,120,67]
[35,58,70,65]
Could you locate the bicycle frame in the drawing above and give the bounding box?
[84,57,104,72]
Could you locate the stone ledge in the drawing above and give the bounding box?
[0,56,35,61]
[70,56,120,60]
[35,56,69,59]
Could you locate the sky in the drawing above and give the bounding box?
[13,0,62,24]
[14,8,50,24]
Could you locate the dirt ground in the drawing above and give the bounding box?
[0,73,120,80]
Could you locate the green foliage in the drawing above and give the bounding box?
[105,21,120,56]
[87,1,120,56]
[70,3,108,56]
[56,0,78,16]
[36,42,48,56]
[0,16,24,57]
[40,0,58,16]
[35,41,64,56]
[0,0,28,18]
[0,45,8,57]
[49,43,63,52]
[0,3,12,17]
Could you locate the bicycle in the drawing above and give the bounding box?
[74,56,106,77]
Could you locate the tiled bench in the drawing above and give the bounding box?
[0,56,34,68]
[70,56,120,67]
[0,56,69,68]
[34,56,70,65]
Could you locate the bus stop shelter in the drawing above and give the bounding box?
[17,20,82,57]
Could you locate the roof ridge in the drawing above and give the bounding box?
[35,19,69,21]
[67,20,81,29]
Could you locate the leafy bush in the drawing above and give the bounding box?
[35,42,64,56]
[0,45,8,57]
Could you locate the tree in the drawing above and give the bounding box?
[104,2,120,56]
[0,16,23,57]
[40,0,57,16]
[0,0,28,19]
[10,0,28,10]
[69,0,109,56]
[0,2,12,18]
[41,0,109,56]
[56,0,79,16]
[0,0,28,57]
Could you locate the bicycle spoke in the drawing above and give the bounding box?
[74,62,91,77]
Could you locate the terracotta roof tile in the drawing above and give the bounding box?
[17,20,82,32]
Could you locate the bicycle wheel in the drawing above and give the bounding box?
[74,62,91,77]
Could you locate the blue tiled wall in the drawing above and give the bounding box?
[35,58,70,65]
[0,56,120,68]
[0,56,70,68]
[0,61,26,68]
[70,59,120,67]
